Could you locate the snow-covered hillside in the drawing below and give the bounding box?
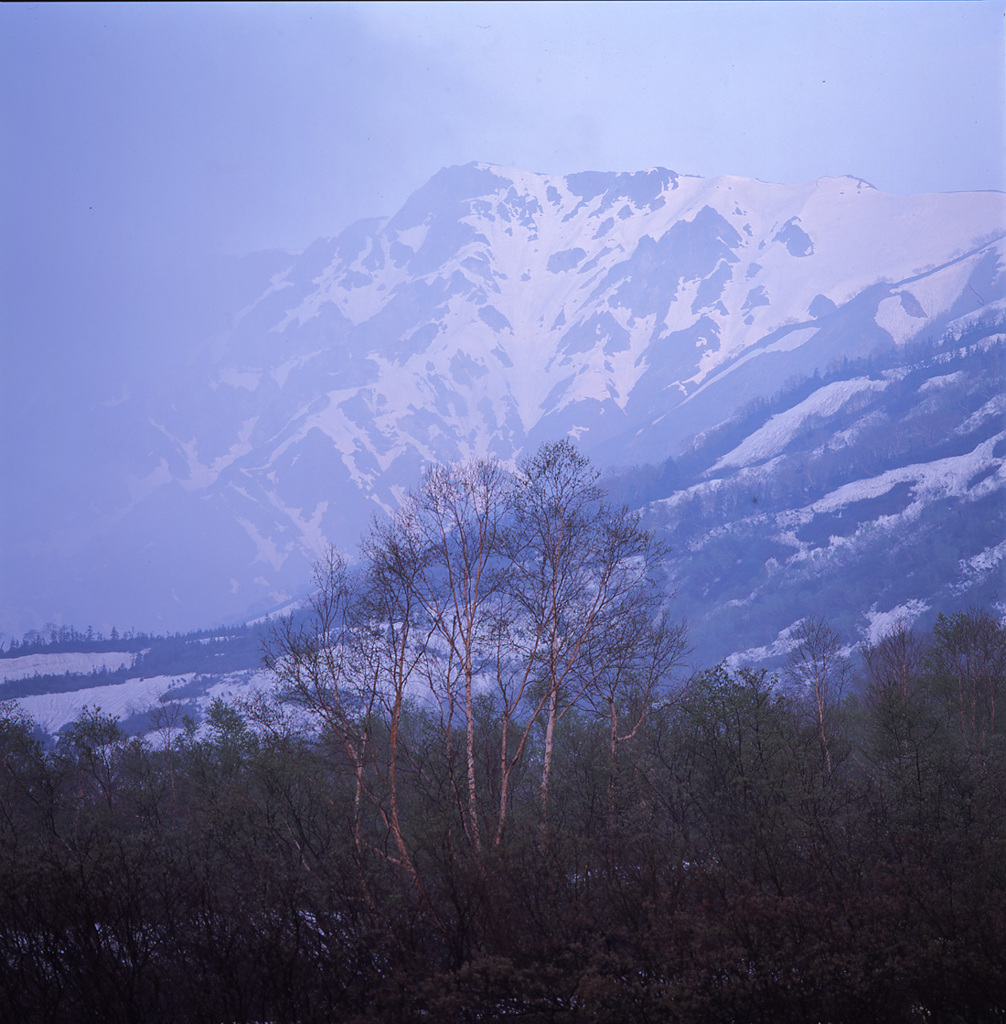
[10,669,270,737]
[5,163,1004,640]
[624,313,1006,667]
[0,630,272,737]
[5,318,1004,729]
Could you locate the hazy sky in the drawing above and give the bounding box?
[1,1,1004,629]
[3,0,1002,388]
[3,1,1003,259]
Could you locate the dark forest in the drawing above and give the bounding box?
[2,442,1004,1022]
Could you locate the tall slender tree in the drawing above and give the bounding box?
[510,440,671,819]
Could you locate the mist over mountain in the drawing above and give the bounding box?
[5,163,1003,659]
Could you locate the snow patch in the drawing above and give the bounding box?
[217,367,261,391]
[236,517,289,570]
[13,673,196,735]
[393,223,429,253]
[861,601,930,645]
[955,393,1006,435]
[954,539,1006,595]
[725,618,805,668]
[810,430,1005,515]
[919,371,965,391]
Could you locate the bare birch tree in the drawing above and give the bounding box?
[784,616,849,773]
[266,442,681,859]
[264,544,436,911]
[862,619,927,702]
[389,456,514,851]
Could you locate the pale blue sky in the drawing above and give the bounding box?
[0,0,1003,631]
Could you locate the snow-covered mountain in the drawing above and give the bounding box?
[6,162,1004,643]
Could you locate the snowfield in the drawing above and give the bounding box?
[7,668,276,736]
[0,650,138,682]
[861,601,932,645]
[711,377,889,471]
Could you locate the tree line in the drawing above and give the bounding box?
[1,623,259,659]
[1,624,144,657]
[1,442,1004,1022]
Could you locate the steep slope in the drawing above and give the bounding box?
[6,163,1003,636]
[617,310,1006,668]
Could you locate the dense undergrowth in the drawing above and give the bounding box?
[1,607,1004,1023]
